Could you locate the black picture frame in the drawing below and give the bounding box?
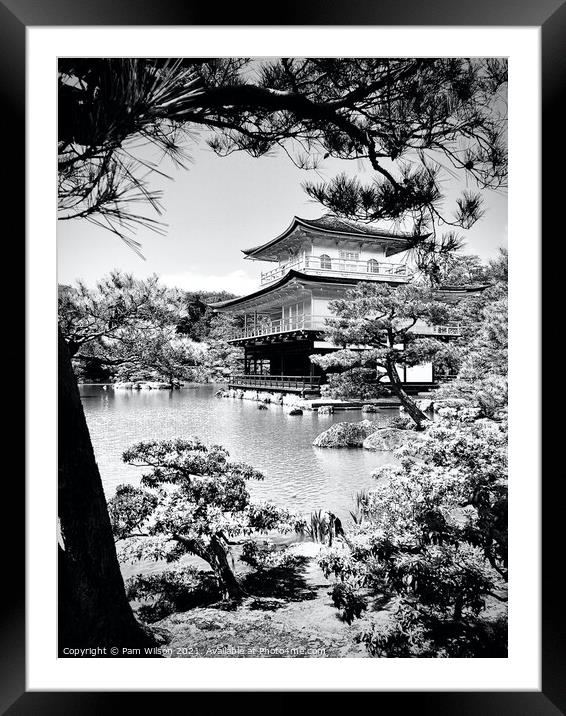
[8,0,556,711]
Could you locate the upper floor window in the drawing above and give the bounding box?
[339,250,360,261]
[319,254,332,270]
[367,259,380,273]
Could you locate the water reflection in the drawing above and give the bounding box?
[80,384,399,521]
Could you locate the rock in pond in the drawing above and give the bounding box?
[287,407,303,416]
[362,427,424,451]
[258,402,268,410]
[317,405,334,415]
[361,404,380,413]
[313,419,378,448]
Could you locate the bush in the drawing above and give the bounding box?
[355,599,507,657]
[126,567,220,623]
[330,582,367,624]
[240,541,298,570]
[325,368,384,400]
[318,416,508,656]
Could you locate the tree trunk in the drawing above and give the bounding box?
[206,536,247,601]
[174,533,247,601]
[453,594,464,622]
[58,328,155,655]
[385,356,428,429]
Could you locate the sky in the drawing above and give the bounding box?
[57,137,508,295]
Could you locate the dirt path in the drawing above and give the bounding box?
[154,544,368,658]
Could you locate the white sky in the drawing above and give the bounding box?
[57,135,508,295]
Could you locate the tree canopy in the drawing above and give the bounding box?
[58,271,178,356]
[311,282,460,427]
[109,438,302,600]
[58,271,206,385]
[58,58,507,275]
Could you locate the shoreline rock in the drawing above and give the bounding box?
[113,380,182,390]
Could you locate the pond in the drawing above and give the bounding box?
[80,383,399,522]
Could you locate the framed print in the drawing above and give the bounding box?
[7,0,558,710]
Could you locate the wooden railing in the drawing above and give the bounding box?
[260,256,409,285]
[229,316,463,342]
[410,324,462,336]
[229,314,329,341]
[228,374,321,393]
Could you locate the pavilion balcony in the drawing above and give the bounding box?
[410,324,462,337]
[260,256,409,286]
[228,317,462,343]
[228,374,322,395]
[228,314,329,342]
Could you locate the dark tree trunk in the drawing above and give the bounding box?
[206,536,247,601]
[58,329,155,655]
[385,356,428,429]
[453,595,464,622]
[174,533,247,601]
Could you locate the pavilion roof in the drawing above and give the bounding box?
[208,269,370,312]
[242,215,418,261]
[208,272,488,313]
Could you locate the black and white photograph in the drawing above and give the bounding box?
[56,55,511,662]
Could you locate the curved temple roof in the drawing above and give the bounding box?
[209,269,488,312]
[209,269,369,311]
[242,215,419,261]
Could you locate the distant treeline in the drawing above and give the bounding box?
[175,291,237,342]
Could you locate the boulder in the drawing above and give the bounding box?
[287,408,303,416]
[317,405,334,415]
[258,402,268,410]
[436,406,458,419]
[313,419,378,448]
[361,404,380,413]
[137,381,181,390]
[363,427,424,451]
[282,394,311,410]
[434,398,468,410]
[416,398,434,413]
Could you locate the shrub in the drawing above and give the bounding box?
[318,416,508,656]
[330,582,367,624]
[126,567,220,623]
